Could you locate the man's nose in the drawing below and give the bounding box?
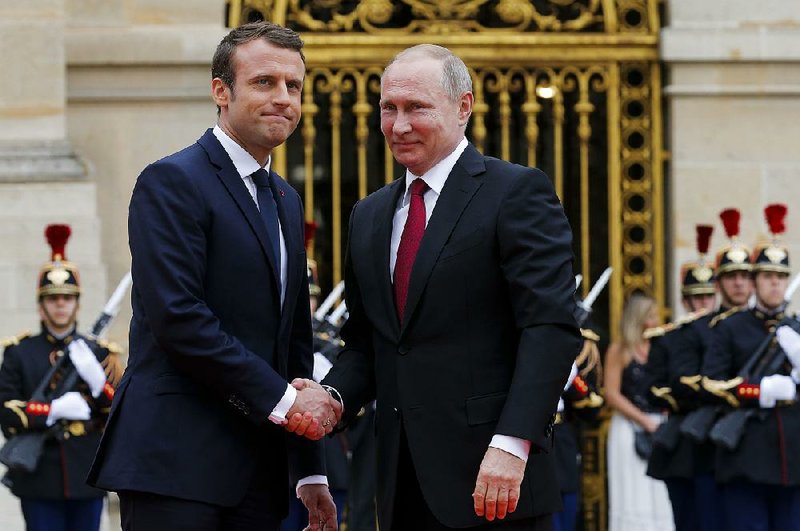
[393,111,412,134]
[273,82,291,106]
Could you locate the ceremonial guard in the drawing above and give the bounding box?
[552,328,604,531]
[645,224,724,531]
[0,224,123,531]
[701,204,800,530]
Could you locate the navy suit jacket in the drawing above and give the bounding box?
[323,144,581,528]
[88,129,323,511]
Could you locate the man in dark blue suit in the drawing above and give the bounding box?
[88,22,340,531]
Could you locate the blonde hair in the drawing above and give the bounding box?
[620,293,657,364]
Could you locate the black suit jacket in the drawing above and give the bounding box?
[88,129,323,511]
[323,144,581,528]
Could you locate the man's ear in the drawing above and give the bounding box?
[212,78,231,110]
[458,92,474,126]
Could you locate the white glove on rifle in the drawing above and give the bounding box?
[759,374,798,408]
[776,326,800,381]
[46,392,91,426]
[68,339,106,398]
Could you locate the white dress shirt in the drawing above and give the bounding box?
[212,126,326,490]
[389,137,532,462]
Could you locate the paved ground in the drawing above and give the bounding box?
[0,454,120,530]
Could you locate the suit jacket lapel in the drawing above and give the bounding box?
[197,130,282,296]
[400,145,485,338]
[373,179,406,338]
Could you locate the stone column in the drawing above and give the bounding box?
[662,0,800,308]
[65,0,224,342]
[0,0,106,334]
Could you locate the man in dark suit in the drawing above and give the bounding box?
[291,44,581,530]
[87,22,340,531]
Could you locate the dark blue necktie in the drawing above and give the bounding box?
[250,169,281,271]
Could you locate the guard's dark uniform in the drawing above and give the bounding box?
[703,307,800,527]
[0,223,122,531]
[646,310,724,531]
[0,329,117,500]
[552,329,604,531]
[701,204,800,531]
[645,223,725,531]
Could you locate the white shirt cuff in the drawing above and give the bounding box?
[296,475,329,497]
[489,434,531,463]
[268,384,297,425]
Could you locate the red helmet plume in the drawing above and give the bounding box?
[764,204,787,237]
[719,209,741,239]
[45,224,71,261]
[696,225,713,256]
[304,221,318,251]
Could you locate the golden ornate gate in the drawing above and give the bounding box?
[228,2,664,530]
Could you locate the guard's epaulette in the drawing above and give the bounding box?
[0,330,32,348]
[675,307,711,327]
[709,306,746,328]
[96,338,123,355]
[644,308,712,339]
[643,322,676,339]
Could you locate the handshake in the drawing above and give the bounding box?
[283,379,342,440]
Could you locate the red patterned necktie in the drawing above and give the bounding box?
[394,178,430,323]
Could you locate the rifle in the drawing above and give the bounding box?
[313,300,347,357]
[683,271,800,444]
[575,267,612,328]
[0,273,132,472]
[312,281,345,333]
[708,315,800,450]
[89,271,132,338]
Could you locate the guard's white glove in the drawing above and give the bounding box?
[759,374,798,408]
[46,392,91,426]
[777,326,800,381]
[68,339,106,398]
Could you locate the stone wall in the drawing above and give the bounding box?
[662,0,800,309]
[63,0,225,342]
[0,1,105,337]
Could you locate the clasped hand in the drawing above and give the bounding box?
[283,379,342,440]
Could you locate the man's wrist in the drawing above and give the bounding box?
[322,384,344,415]
[296,475,328,497]
[268,384,297,425]
[489,434,531,462]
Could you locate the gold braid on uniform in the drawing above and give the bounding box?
[679,374,702,392]
[702,376,743,407]
[3,399,29,429]
[577,328,602,385]
[97,339,125,388]
[710,306,745,328]
[650,386,679,412]
[0,331,32,348]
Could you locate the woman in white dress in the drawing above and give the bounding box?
[605,294,674,531]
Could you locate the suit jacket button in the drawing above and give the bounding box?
[392,407,400,418]
[398,345,410,355]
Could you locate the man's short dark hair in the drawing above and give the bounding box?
[212,22,305,95]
